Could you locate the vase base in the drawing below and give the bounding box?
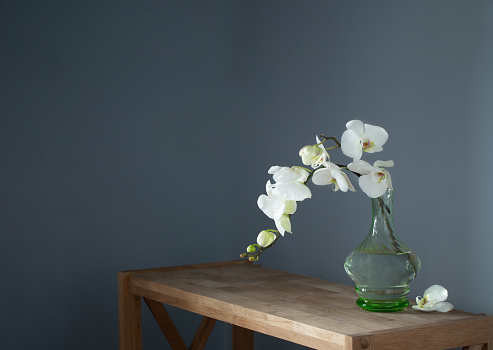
[356,297,409,312]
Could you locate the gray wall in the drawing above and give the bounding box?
[1,1,492,349]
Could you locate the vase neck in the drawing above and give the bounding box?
[371,190,395,234]
[357,189,411,254]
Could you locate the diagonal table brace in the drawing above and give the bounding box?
[144,298,217,350]
[189,316,217,350]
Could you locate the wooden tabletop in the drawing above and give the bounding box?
[125,260,492,350]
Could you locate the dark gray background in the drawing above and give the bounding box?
[2,1,492,349]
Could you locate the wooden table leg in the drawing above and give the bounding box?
[463,318,493,350]
[118,272,142,350]
[233,324,253,350]
[488,317,493,350]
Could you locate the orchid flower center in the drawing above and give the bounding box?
[376,171,385,182]
[417,296,430,308]
[362,138,374,150]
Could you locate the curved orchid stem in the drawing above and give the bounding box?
[319,134,341,148]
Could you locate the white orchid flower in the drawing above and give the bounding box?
[312,162,356,193]
[267,166,312,201]
[348,160,394,198]
[341,120,388,161]
[257,180,297,235]
[299,136,330,168]
[268,166,309,182]
[412,285,454,312]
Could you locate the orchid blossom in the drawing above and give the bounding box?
[412,285,454,312]
[312,162,356,193]
[299,136,330,168]
[341,120,388,161]
[257,180,297,235]
[268,166,312,201]
[348,160,394,198]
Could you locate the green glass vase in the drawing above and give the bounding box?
[344,189,421,312]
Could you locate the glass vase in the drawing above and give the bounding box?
[344,189,421,312]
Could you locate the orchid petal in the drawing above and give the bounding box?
[327,162,341,172]
[346,120,365,137]
[316,136,330,162]
[412,305,436,312]
[423,285,448,303]
[365,165,383,172]
[341,172,356,192]
[274,219,285,236]
[279,214,292,234]
[341,130,363,161]
[293,167,310,182]
[329,163,349,192]
[434,302,454,312]
[274,181,312,201]
[284,200,297,215]
[270,194,287,220]
[374,160,394,168]
[366,144,383,153]
[370,171,385,183]
[312,168,333,186]
[272,167,309,183]
[359,174,389,198]
[257,195,274,219]
[265,180,274,197]
[364,123,388,148]
[348,160,372,175]
[268,166,286,175]
[271,168,292,182]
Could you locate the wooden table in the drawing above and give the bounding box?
[118,260,492,350]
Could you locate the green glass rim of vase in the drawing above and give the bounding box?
[355,296,409,312]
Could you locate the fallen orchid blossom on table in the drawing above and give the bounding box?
[412,285,454,312]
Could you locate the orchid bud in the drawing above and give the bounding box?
[246,245,256,253]
[299,145,323,165]
[256,230,276,247]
